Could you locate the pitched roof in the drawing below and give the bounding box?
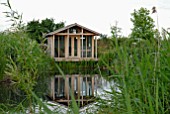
[45,23,100,37]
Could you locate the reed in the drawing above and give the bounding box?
[98,35,170,113]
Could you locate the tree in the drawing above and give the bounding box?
[26,18,65,43]
[41,18,64,33]
[100,34,108,39]
[110,21,122,38]
[110,21,123,47]
[130,7,155,40]
[26,20,42,43]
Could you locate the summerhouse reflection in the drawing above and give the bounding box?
[55,78,65,98]
[53,75,95,105]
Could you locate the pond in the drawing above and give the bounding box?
[45,76,119,114]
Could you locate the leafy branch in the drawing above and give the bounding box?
[1,0,23,31]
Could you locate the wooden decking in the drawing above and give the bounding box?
[55,98,95,102]
[54,57,98,61]
[55,96,95,107]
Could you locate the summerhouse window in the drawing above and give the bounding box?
[87,36,92,57]
[69,37,72,56]
[74,37,78,56]
[55,35,65,57]
[81,36,92,57]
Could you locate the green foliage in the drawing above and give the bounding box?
[1,1,170,113]
[55,61,97,75]
[98,16,169,113]
[98,35,170,113]
[110,21,122,39]
[97,36,129,57]
[1,0,23,31]
[162,28,170,39]
[131,7,155,40]
[26,18,65,43]
[100,34,108,39]
[0,31,53,111]
[0,1,54,112]
[26,20,42,43]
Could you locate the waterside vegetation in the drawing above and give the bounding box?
[0,0,170,113]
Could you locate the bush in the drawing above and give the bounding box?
[0,32,54,112]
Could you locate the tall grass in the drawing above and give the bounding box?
[98,36,170,113]
[0,0,54,113]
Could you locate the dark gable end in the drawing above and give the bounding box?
[45,23,100,37]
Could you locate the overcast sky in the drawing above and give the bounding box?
[0,0,170,36]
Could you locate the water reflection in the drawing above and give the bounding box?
[47,75,118,113]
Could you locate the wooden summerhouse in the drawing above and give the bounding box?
[46,23,100,106]
[46,23,99,61]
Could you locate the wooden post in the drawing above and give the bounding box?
[78,76,81,97]
[82,77,83,106]
[51,76,55,100]
[58,36,60,58]
[65,77,69,100]
[65,36,68,58]
[67,77,69,101]
[86,77,89,96]
[58,77,60,97]
[78,76,81,106]
[67,29,69,58]
[92,76,94,96]
[81,28,83,58]
[64,76,69,105]
[71,37,74,57]
[51,35,55,57]
[92,36,94,58]
[71,76,74,97]
[86,36,87,58]
[78,36,81,58]
[95,36,97,59]
[47,37,51,56]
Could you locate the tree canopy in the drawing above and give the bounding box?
[110,21,122,39]
[130,7,155,40]
[26,18,65,43]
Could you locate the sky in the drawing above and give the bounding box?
[0,0,170,36]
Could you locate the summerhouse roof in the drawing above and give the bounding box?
[45,23,100,37]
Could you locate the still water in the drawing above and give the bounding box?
[46,76,118,114]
